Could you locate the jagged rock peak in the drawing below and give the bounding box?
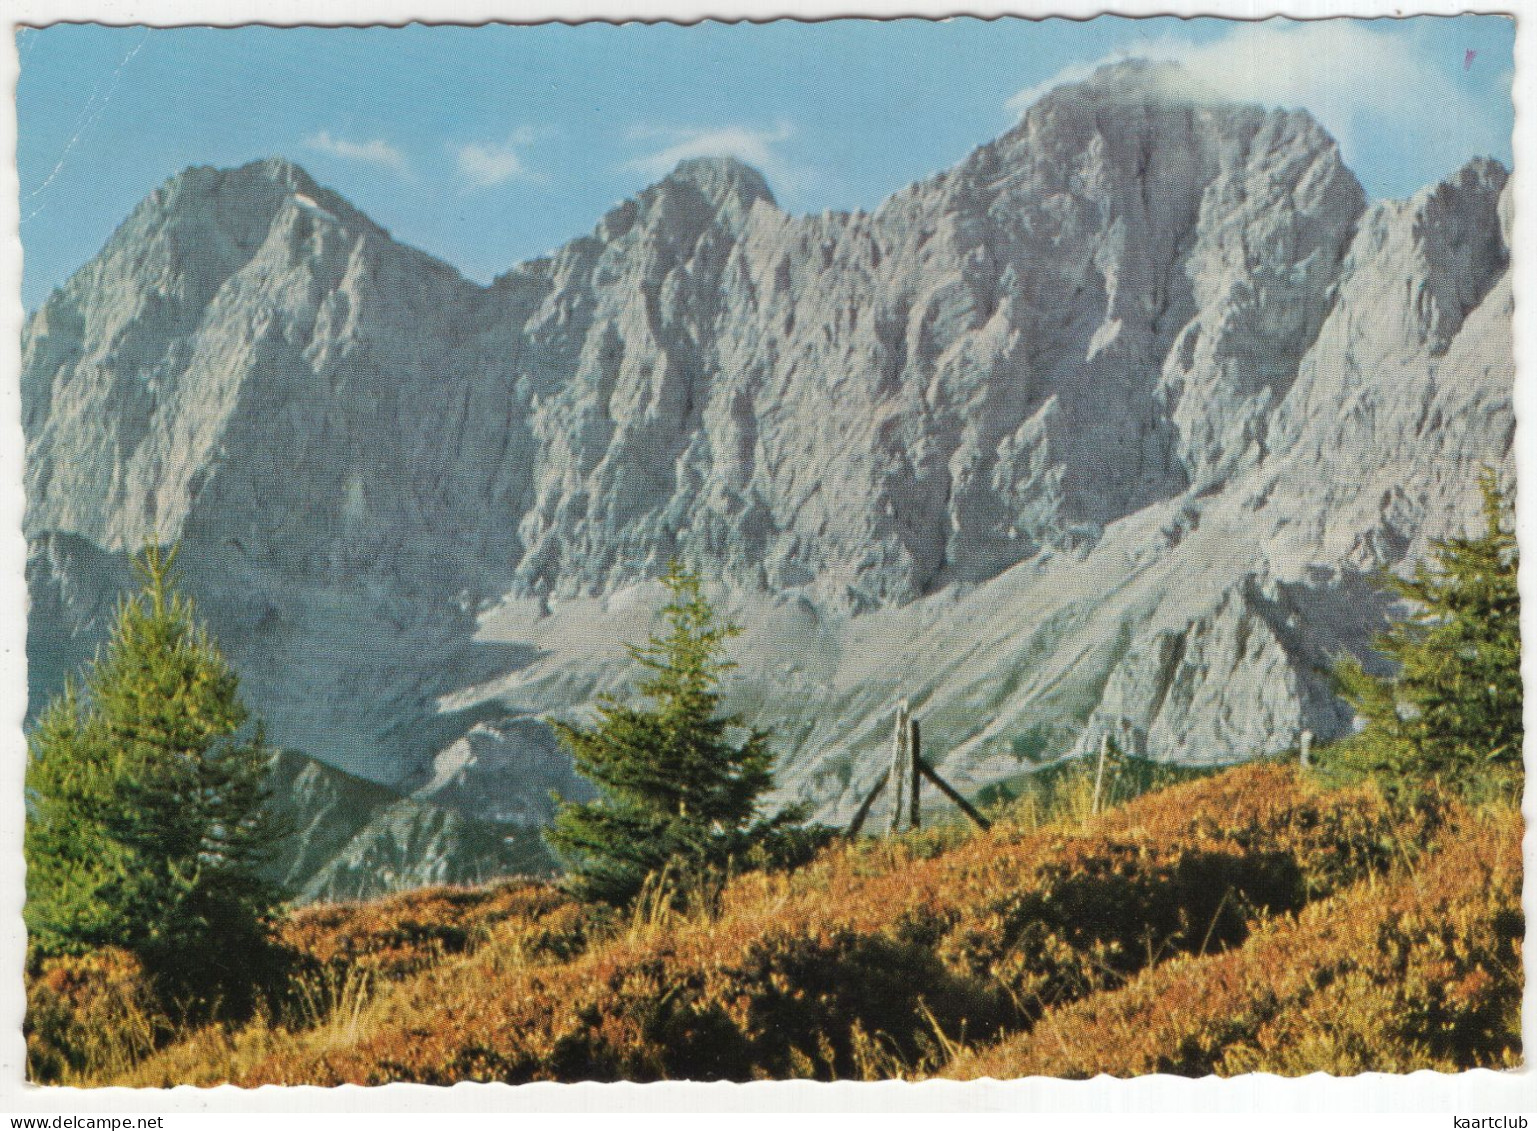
[1421,155,1508,219]
[977,56,1350,200]
[1041,58,1218,107]
[99,157,393,275]
[594,155,777,240]
[213,155,320,192]
[140,157,305,217]
[164,156,377,231]
[1017,57,1349,153]
[659,156,775,210]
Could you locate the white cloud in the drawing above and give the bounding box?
[1007,22,1509,197]
[303,131,409,174]
[624,121,808,192]
[453,127,545,189]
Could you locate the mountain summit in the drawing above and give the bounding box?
[23,67,1514,893]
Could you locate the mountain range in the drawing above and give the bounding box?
[22,61,1515,899]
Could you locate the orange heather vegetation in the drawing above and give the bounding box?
[945,802,1522,1078]
[30,762,1521,1086]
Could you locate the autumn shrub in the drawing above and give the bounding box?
[944,802,1520,1079]
[279,880,589,982]
[265,880,598,1047]
[26,948,170,1084]
[212,919,1006,1085]
[935,841,1302,1014]
[529,930,981,1082]
[1217,816,1522,1075]
[928,765,1434,1024]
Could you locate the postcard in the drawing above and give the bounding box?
[4,2,1529,1116]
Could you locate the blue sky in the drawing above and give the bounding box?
[17,16,1515,311]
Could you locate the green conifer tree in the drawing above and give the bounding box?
[1334,471,1522,791]
[24,545,286,1011]
[544,563,785,906]
[23,681,133,951]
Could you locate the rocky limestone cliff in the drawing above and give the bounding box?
[23,61,1515,854]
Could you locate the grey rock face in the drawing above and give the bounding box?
[505,63,1366,605]
[264,750,553,904]
[24,60,1515,847]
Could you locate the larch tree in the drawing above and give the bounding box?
[24,544,287,1013]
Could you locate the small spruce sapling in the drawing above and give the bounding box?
[1333,471,1521,793]
[544,563,809,907]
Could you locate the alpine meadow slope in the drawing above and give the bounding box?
[22,61,1514,894]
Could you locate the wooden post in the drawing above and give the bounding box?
[909,716,922,829]
[888,699,911,834]
[1300,730,1313,768]
[847,775,888,837]
[1091,733,1109,816]
[915,757,992,831]
[860,700,992,836]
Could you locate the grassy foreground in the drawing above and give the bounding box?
[27,762,1522,1085]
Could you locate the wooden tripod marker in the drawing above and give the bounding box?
[845,700,993,836]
